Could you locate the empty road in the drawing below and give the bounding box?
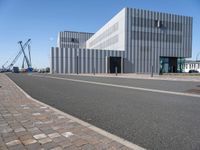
[7,73,200,150]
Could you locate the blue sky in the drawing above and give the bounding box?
[0,0,199,68]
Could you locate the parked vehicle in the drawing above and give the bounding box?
[45,67,50,73]
[12,67,19,73]
[189,70,199,73]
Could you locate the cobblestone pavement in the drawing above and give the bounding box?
[0,74,135,150]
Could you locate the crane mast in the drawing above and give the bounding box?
[2,39,32,72]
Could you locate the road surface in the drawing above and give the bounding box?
[7,73,200,150]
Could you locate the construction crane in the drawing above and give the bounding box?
[22,43,32,69]
[18,39,32,72]
[2,60,9,70]
[3,39,31,71]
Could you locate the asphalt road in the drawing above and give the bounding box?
[41,73,200,94]
[7,73,200,150]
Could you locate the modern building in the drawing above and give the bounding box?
[57,31,94,49]
[183,60,200,73]
[51,7,193,74]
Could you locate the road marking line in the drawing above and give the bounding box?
[32,74,200,98]
[59,73,200,82]
[6,74,146,150]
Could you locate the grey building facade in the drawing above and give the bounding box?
[124,8,192,74]
[51,8,193,74]
[57,31,94,49]
[51,47,124,74]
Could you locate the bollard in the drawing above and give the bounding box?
[115,66,118,76]
[76,55,78,75]
[151,65,154,77]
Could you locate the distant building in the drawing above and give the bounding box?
[57,31,94,49]
[183,60,200,72]
[51,7,193,74]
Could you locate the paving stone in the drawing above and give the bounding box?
[33,133,47,139]
[42,141,58,149]
[50,146,63,150]
[52,136,67,143]
[0,145,9,150]
[109,141,124,148]
[81,144,95,150]
[62,132,74,138]
[32,113,41,116]
[106,147,118,150]
[0,74,134,150]
[13,113,21,116]
[25,142,42,150]
[58,116,65,119]
[14,127,26,132]
[58,140,72,148]
[39,137,52,144]
[42,128,55,134]
[2,132,15,138]
[48,133,61,139]
[63,145,79,150]
[19,134,33,141]
[73,139,88,147]
[8,144,26,150]
[52,126,61,130]
[94,142,111,150]
[6,140,21,146]
[3,136,18,143]
[1,128,13,133]
[15,131,28,137]
[22,139,37,145]
[40,106,47,109]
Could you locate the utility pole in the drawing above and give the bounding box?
[76,55,78,75]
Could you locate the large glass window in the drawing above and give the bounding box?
[160,57,169,73]
[177,58,185,73]
[160,57,182,74]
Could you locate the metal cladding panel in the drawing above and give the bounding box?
[125,8,192,73]
[60,48,64,73]
[55,47,59,73]
[69,48,73,73]
[63,48,65,73]
[51,48,125,74]
[58,31,94,49]
[51,8,192,74]
[64,48,67,73]
[50,47,54,74]
[89,49,93,73]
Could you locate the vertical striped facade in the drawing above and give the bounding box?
[51,8,192,74]
[124,8,192,73]
[51,47,124,74]
[57,31,94,48]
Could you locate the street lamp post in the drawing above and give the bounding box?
[77,54,79,75]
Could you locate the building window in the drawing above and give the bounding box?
[70,38,79,43]
[155,20,162,28]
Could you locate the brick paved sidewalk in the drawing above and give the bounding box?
[0,74,140,150]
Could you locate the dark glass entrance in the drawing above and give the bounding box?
[108,57,121,73]
[160,57,178,73]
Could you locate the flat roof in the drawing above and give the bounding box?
[61,30,94,34]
